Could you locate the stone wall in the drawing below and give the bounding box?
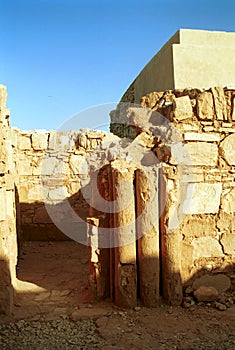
[110,86,235,305]
[1,83,235,313]
[0,86,18,315]
[14,128,118,240]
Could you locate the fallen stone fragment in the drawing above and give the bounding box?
[193,286,219,302]
[214,301,227,311]
[134,306,141,311]
[184,286,194,295]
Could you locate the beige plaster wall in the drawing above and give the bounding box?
[122,29,235,104]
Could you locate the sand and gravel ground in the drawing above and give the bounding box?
[0,241,234,350]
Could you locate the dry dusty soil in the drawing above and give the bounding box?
[0,303,235,350]
[0,242,234,349]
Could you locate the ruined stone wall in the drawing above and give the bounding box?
[0,86,18,315]
[110,86,235,304]
[1,82,235,311]
[14,128,117,240]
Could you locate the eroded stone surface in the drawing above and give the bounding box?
[221,188,235,213]
[183,183,222,214]
[192,274,231,293]
[193,286,219,302]
[70,154,88,175]
[211,86,228,121]
[18,135,31,150]
[183,132,220,142]
[220,232,235,255]
[220,133,235,165]
[192,237,224,260]
[173,95,193,121]
[31,132,48,150]
[170,142,218,166]
[197,92,214,120]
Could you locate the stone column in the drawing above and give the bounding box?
[87,217,110,301]
[88,165,111,301]
[135,167,160,307]
[159,169,183,305]
[111,160,137,308]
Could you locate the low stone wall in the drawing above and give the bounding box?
[0,86,18,315]
[110,86,235,304]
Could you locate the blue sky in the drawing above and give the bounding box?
[1,0,235,131]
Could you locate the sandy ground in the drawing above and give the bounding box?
[0,241,234,350]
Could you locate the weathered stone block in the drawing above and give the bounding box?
[182,123,200,131]
[220,232,235,255]
[184,142,218,166]
[32,158,43,176]
[41,157,57,176]
[170,142,218,166]
[48,132,70,151]
[192,237,224,260]
[181,215,216,238]
[219,133,235,165]
[53,158,70,176]
[211,86,227,121]
[203,126,214,132]
[70,154,88,175]
[193,286,218,302]
[48,186,69,201]
[221,188,235,213]
[183,183,222,214]
[18,135,31,150]
[219,127,235,133]
[127,107,152,131]
[28,184,44,202]
[173,95,193,121]
[217,212,235,233]
[18,159,33,176]
[197,92,214,120]
[31,133,48,150]
[192,274,231,293]
[183,132,220,142]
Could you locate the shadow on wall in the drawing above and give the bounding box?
[19,195,88,242]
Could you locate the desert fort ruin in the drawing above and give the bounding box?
[0,29,235,318]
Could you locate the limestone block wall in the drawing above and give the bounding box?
[111,86,235,304]
[14,128,118,240]
[0,86,18,315]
